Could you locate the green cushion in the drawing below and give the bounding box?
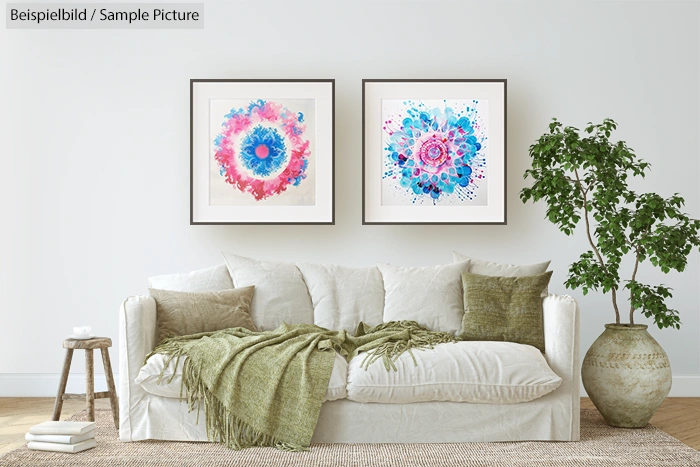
[458,271,552,352]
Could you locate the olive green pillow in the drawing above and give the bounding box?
[458,271,552,352]
[149,286,257,343]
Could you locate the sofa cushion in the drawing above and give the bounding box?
[149,287,257,343]
[148,265,234,292]
[297,263,384,333]
[453,252,551,296]
[459,271,553,352]
[453,252,551,276]
[377,261,470,334]
[346,341,561,404]
[222,252,314,330]
[136,351,348,402]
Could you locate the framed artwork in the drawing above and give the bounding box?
[362,79,506,224]
[191,79,334,224]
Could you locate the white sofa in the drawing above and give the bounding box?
[119,260,580,444]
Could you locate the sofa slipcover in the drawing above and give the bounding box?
[120,264,581,443]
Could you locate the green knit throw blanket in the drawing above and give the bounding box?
[148,320,455,451]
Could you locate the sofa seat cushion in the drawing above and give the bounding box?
[135,350,348,402]
[346,342,562,404]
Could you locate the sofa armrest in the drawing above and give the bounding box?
[118,295,157,441]
[543,293,580,439]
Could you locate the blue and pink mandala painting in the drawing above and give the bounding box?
[213,100,311,202]
[381,99,488,206]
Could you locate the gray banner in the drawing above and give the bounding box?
[6,3,204,29]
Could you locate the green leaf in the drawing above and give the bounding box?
[520,118,700,330]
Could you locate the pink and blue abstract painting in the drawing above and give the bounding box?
[381,99,488,206]
[210,99,316,206]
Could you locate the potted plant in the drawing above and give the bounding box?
[520,118,700,427]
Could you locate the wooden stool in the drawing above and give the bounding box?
[51,337,119,429]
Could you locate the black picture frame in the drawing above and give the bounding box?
[190,79,335,225]
[362,79,507,225]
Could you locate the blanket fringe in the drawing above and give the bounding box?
[359,321,456,371]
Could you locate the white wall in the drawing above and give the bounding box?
[1,0,698,396]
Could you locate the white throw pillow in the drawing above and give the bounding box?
[297,263,385,333]
[377,260,470,334]
[136,351,348,402]
[148,265,233,292]
[453,252,550,276]
[222,253,313,330]
[346,341,562,404]
[452,252,551,296]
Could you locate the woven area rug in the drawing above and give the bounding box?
[2,409,699,466]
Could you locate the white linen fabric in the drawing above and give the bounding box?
[313,395,572,443]
[148,265,233,292]
[135,351,348,402]
[297,263,384,333]
[119,292,580,443]
[118,392,578,444]
[134,353,186,399]
[453,252,551,276]
[346,341,561,404]
[222,253,314,330]
[377,261,470,334]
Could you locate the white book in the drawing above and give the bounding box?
[27,438,97,453]
[25,429,95,444]
[29,421,96,436]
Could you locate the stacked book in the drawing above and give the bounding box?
[26,421,97,453]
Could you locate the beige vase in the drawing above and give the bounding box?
[581,324,672,428]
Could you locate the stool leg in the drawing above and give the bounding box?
[85,349,95,422]
[51,349,73,421]
[100,347,120,429]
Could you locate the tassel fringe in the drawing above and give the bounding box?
[360,321,456,371]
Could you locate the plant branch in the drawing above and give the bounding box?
[563,175,595,195]
[629,246,640,325]
[573,168,621,323]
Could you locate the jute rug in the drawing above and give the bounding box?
[2,409,699,466]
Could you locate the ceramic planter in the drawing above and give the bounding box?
[581,324,671,428]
